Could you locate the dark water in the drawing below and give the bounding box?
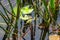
[0,0,60,40]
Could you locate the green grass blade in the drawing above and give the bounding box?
[7,0,15,15]
[42,0,48,13]
[50,0,55,13]
[0,10,9,25]
[0,10,14,27]
[0,2,10,21]
[50,0,55,9]
[0,26,8,33]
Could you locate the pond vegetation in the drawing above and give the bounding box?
[0,0,60,40]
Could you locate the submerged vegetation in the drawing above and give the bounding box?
[0,0,60,40]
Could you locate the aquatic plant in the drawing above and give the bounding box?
[0,0,60,40]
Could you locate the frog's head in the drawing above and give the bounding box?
[13,5,34,20]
